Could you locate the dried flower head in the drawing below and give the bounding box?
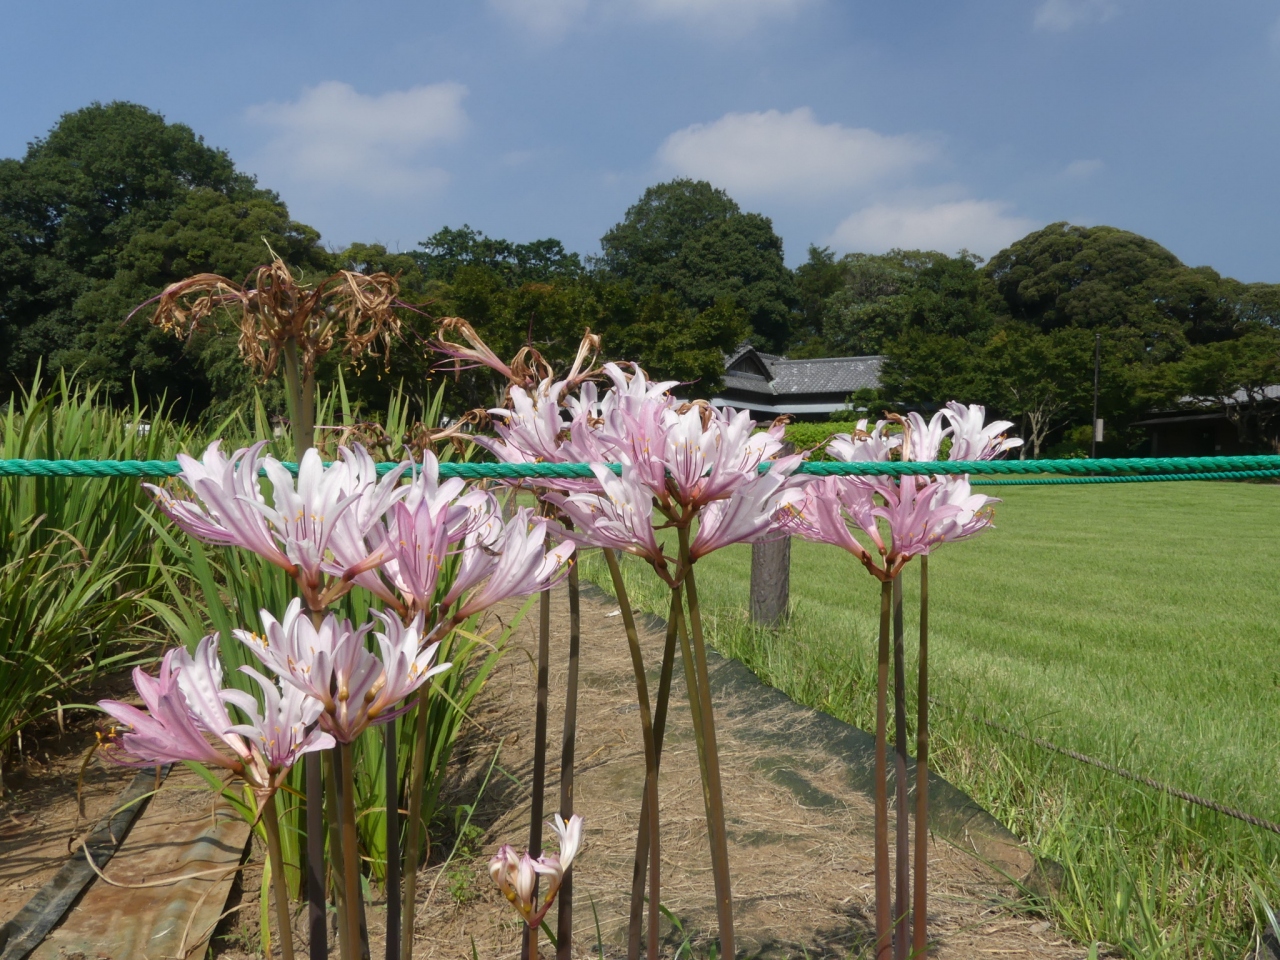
[143,254,403,381]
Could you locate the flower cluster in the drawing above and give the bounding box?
[784,402,1021,579]
[104,441,576,798]
[99,636,333,804]
[476,361,805,579]
[489,814,584,926]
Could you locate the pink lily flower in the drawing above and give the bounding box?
[690,457,805,560]
[144,441,293,572]
[99,641,248,772]
[545,463,669,571]
[778,475,885,572]
[596,362,679,420]
[903,410,950,462]
[234,601,450,743]
[473,380,570,465]
[337,452,497,612]
[366,609,453,722]
[222,666,335,800]
[255,448,367,602]
[442,509,576,621]
[99,636,333,802]
[826,419,901,463]
[942,402,1023,460]
[930,475,999,541]
[489,813,584,926]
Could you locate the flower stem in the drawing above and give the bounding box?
[326,751,352,960]
[296,413,323,960]
[401,685,432,960]
[893,573,909,960]
[677,529,734,960]
[523,588,553,960]
[262,792,297,960]
[339,742,367,960]
[875,577,893,960]
[913,557,930,956]
[603,548,662,960]
[627,584,681,955]
[305,753,326,960]
[556,563,582,960]
[383,719,400,960]
[282,337,315,454]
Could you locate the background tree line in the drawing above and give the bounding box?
[3,102,1278,452]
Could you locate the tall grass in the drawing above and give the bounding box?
[1,372,507,925]
[582,480,1280,959]
[0,372,206,779]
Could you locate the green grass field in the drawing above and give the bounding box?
[583,480,1280,959]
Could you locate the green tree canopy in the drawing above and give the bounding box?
[984,222,1252,346]
[1164,326,1280,451]
[599,179,795,351]
[415,224,582,285]
[0,101,328,409]
[822,249,998,356]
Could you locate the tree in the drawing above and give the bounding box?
[979,325,1094,458]
[599,179,796,351]
[1167,327,1280,451]
[0,101,328,408]
[592,286,748,396]
[983,222,1262,349]
[789,245,843,357]
[415,225,582,285]
[822,249,998,356]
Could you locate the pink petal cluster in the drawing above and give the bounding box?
[784,405,1017,578]
[335,451,499,614]
[145,441,412,609]
[443,508,576,620]
[233,599,451,743]
[485,359,804,572]
[489,813,584,926]
[98,635,333,801]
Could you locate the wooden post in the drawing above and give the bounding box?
[750,442,792,628]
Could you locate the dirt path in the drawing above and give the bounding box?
[410,581,1085,959]
[0,700,135,927]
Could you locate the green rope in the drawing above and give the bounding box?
[0,455,1278,481]
[971,469,1280,486]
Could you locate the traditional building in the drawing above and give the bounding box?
[710,345,884,421]
[1133,385,1280,456]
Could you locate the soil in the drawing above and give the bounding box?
[0,677,137,926]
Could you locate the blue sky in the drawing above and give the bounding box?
[5,0,1279,279]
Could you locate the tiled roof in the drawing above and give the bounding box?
[721,347,883,398]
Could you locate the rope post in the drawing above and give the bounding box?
[750,442,793,628]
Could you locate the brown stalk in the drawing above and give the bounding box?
[913,557,930,956]
[893,573,909,960]
[875,578,893,960]
[556,562,582,960]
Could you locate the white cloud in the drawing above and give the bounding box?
[634,0,810,28]
[1033,0,1119,32]
[1064,158,1104,178]
[488,0,590,39]
[829,200,1038,258]
[246,81,468,196]
[489,0,808,39]
[657,108,933,200]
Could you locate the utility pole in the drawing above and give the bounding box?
[1091,332,1101,458]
